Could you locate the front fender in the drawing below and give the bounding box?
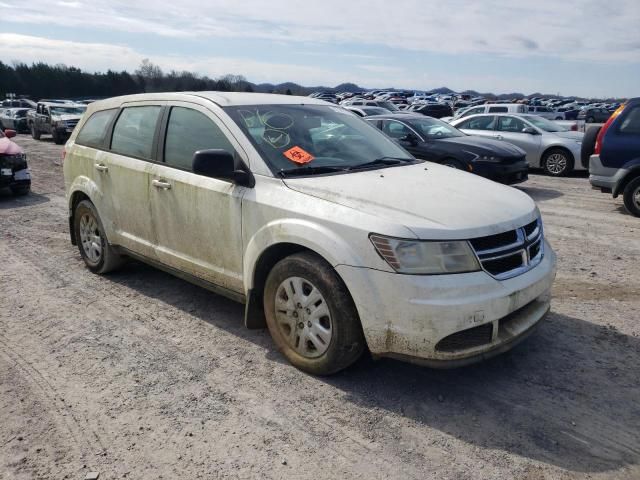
[243,218,370,292]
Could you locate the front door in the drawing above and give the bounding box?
[495,116,541,166]
[149,103,246,294]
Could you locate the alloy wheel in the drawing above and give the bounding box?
[79,213,103,263]
[546,153,567,175]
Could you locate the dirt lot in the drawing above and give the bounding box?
[1,134,639,480]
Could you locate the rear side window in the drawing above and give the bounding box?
[459,116,496,130]
[111,106,161,159]
[164,107,236,171]
[619,107,640,134]
[76,109,117,148]
[488,106,508,113]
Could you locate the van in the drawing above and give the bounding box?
[455,103,528,120]
[63,92,556,374]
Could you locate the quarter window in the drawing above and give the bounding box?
[619,107,640,134]
[164,107,236,171]
[111,106,161,159]
[76,109,117,148]
[488,106,508,113]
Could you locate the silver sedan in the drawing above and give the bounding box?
[451,113,585,176]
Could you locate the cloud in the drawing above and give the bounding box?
[1,0,639,62]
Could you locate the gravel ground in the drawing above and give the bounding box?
[1,134,639,480]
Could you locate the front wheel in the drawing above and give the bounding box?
[264,252,365,375]
[542,149,573,176]
[31,125,41,140]
[623,177,640,217]
[73,200,125,274]
[53,130,67,145]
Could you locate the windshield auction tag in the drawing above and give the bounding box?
[284,146,315,164]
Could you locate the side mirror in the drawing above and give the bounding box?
[400,132,419,145]
[192,149,255,188]
[522,127,538,135]
[4,129,16,138]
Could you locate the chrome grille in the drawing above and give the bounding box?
[65,119,79,129]
[469,218,544,280]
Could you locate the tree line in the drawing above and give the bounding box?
[0,59,304,101]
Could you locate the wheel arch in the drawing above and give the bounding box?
[67,177,108,245]
[613,165,640,198]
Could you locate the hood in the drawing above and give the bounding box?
[437,135,526,157]
[283,162,537,240]
[0,137,22,155]
[552,130,584,140]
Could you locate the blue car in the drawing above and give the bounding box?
[589,98,640,216]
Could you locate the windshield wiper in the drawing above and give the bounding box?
[347,157,415,171]
[278,165,348,177]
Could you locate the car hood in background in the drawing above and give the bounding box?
[0,137,23,155]
[283,162,537,239]
[435,135,526,157]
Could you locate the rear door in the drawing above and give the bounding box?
[148,103,246,293]
[495,116,541,166]
[107,102,164,259]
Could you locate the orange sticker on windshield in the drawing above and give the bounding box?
[284,146,315,164]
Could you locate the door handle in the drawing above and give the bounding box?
[95,163,108,172]
[152,179,172,190]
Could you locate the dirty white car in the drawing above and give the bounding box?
[63,92,557,375]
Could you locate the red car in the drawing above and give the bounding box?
[0,129,30,196]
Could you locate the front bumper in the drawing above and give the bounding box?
[336,240,556,366]
[589,154,626,195]
[473,160,529,185]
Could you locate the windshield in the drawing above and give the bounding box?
[521,115,562,132]
[224,104,415,175]
[407,117,465,139]
[378,101,399,111]
[50,106,86,116]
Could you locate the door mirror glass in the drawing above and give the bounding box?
[400,132,418,144]
[522,127,538,135]
[192,149,254,187]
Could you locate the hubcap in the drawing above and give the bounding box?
[79,213,102,263]
[274,277,332,358]
[546,153,567,174]
[634,186,640,209]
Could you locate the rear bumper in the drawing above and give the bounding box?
[0,168,31,189]
[589,154,626,194]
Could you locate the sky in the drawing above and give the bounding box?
[0,0,638,98]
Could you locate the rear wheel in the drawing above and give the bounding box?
[623,177,640,218]
[542,148,573,176]
[73,200,125,274]
[264,252,365,375]
[31,125,41,140]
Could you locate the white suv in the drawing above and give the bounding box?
[63,92,556,375]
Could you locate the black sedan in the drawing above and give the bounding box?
[408,103,454,118]
[365,113,528,185]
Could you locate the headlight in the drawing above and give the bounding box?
[463,150,503,163]
[370,234,481,274]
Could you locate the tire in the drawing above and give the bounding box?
[622,176,640,218]
[442,158,464,170]
[263,252,365,375]
[10,185,30,196]
[542,148,573,176]
[52,130,66,145]
[581,126,601,169]
[73,200,125,274]
[31,124,40,140]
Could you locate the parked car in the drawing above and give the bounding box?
[0,108,31,133]
[528,106,561,120]
[0,128,31,196]
[344,106,392,117]
[588,100,640,216]
[408,103,454,119]
[340,99,399,111]
[450,103,529,122]
[578,107,611,124]
[63,92,556,374]
[451,114,585,176]
[365,113,528,184]
[27,102,86,144]
[1,98,36,109]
